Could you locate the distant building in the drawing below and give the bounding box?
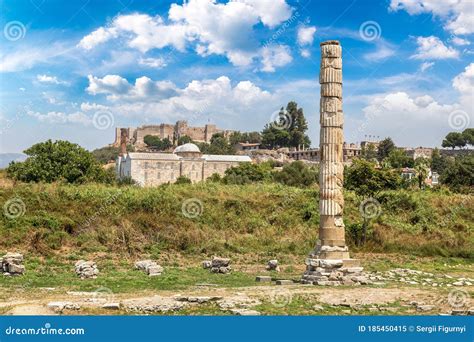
[113,121,234,149]
[116,143,250,186]
[234,142,261,152]
[405,147,433,160]
[285,142,362,163]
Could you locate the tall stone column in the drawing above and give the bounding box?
[302,40,363,286]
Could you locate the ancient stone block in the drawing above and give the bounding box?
[320,97,342,113]
[255,276,272,282]
[321,57,342,69]
[211,257,230,268]
[321,83,342,98]
[321,43,342,58]
[320,67,342,84]
[266,259,279,271]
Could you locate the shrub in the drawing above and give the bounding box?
[274,161,317,187]
[223,162,272,185]
[175,176,192,184]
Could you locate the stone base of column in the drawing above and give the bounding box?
[300,243,369,286]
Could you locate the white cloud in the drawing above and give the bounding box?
[86,75,131,96]
[78,0,294,69]
[86,74,178,101]
[27,110,92,125]
[420,61,434,72]
[0,44,70,73]
[361,91,460,146]
[411,36,459,60]
[260,45,292,72]
[297,25,316,46]
[389,0,474,35]
[138,57,167,68]
[36,74,68,85]
[451,37,470,46]
[81,75,275,128]
[300,49,311,58]
[452,62,474,96]
[77,27,118,50]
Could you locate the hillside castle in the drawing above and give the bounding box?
[112,121,234,148]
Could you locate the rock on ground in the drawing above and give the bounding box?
[134,260,163,276]
[1,252,25,275]
[75,260,99,279]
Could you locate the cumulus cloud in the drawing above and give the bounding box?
[360,63,474,146]
[82,75,276,127]
[260,45,292,72]
[451,37,471,46]
[36,74,68,85]
[411,36,459,60]
[389,0,474,35]
[78,0,293,69]
[86,74,178,101]
[452,63,474,94]
[297,25,316,46]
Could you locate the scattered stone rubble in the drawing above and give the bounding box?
[74,260,99,279]
[202,257,231,274]
[266,260,280,272]
[122,296,188,313]
[47,301,81,313]
[134,260,163,277]
[301,258,369,286]
[1,252,25,276]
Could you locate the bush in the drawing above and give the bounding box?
[175,176,192,184]
[274,161,317,187]
[222,162,272,185]
[7,140,112,184]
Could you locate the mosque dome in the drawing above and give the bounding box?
[173,143,201,154]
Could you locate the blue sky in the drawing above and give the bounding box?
[0,0,473,153]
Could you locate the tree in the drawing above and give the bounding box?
[414,159,429,189]
[7,140,112,184]
[345,159,401,244]
[462,128,474,147]
[261,101,310,149]
[144,135,172,150]
[442,132,466,149]
[360,144,377,161]
[199,133,235,155]
[377,137,395,162]
[386,149,413,168]
[440,154,474,190]
[177,135,193,146]
[274,161,318,187]
[430,148,447,174]
[229,131,261,145]
[92,144,134,164]
[174,176,192,184]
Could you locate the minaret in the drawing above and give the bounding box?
[302,40,363,286]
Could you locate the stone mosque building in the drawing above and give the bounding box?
[116,143,251,186]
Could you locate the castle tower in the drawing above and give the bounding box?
[302,40,363,286]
